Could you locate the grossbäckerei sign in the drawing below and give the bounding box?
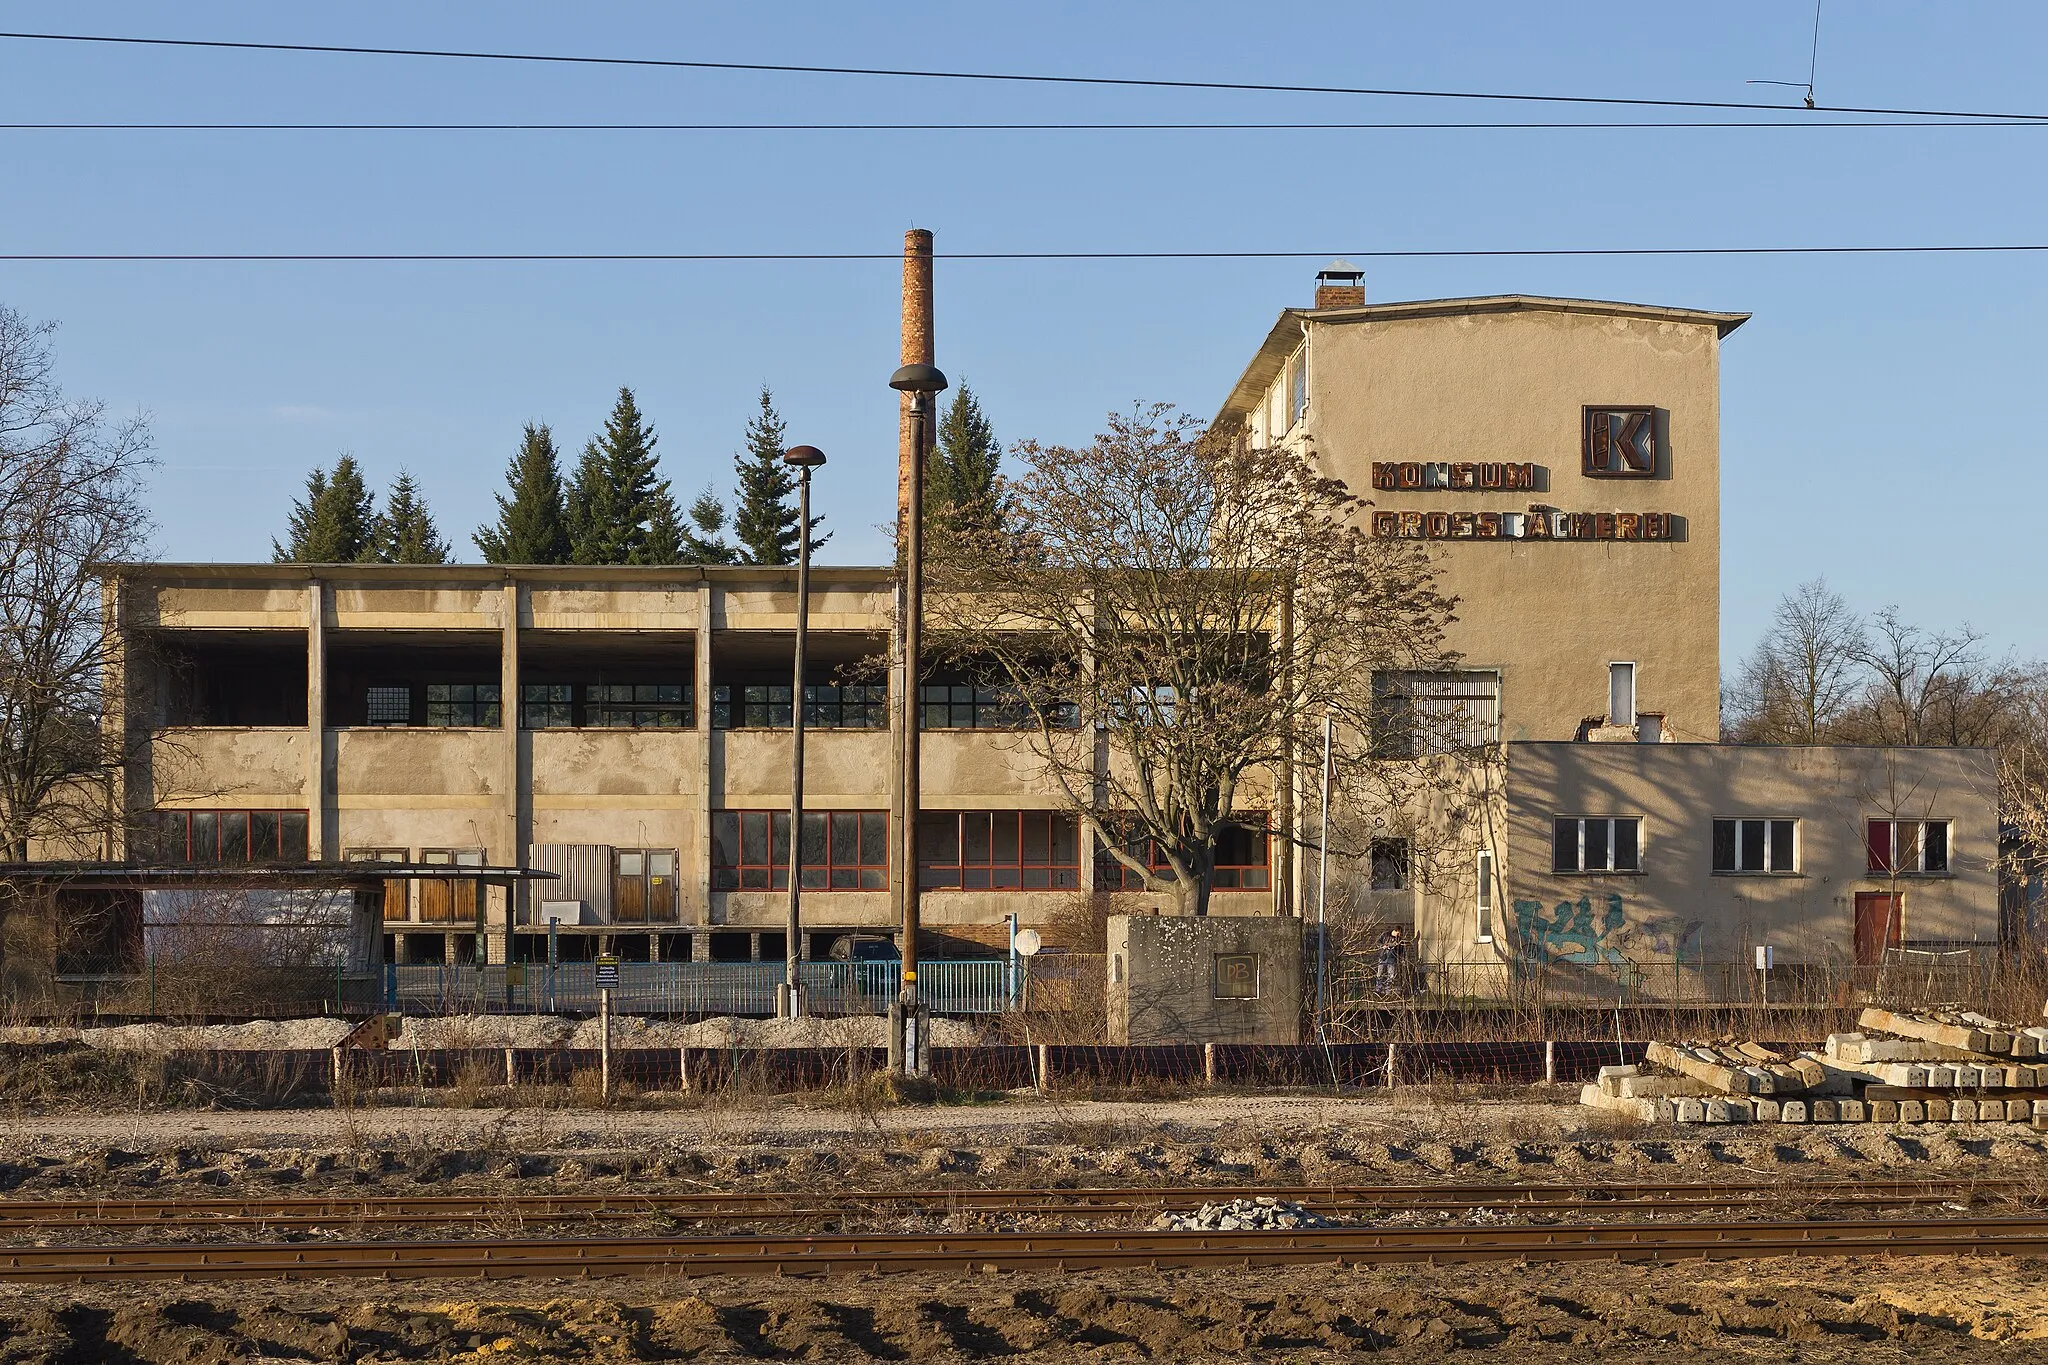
[1367,406,1676,540]
[1371,508,1679,541]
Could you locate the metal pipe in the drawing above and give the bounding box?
[782,464,814,1018]
[1316,712,1333,1036]
[900,392,928,1046]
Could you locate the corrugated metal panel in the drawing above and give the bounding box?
[527,844,613,922]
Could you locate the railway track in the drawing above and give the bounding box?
[3,1213,2046,1282]
[0,1177,2022,1231]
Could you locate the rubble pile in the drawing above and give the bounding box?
[1581,1007,2048,1126]
[1149,1197,1338,1232]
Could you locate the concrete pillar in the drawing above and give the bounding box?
[306,578,327,859]
[500,580,521,944]
[691,932,711,964]
[695,578,716,925]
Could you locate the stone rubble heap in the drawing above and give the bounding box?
[1149,1197,1338,1232]
[1581,1006,2048,1127]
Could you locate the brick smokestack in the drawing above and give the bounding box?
[898,229,934,540]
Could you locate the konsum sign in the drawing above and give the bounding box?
[1368,406,1680,543]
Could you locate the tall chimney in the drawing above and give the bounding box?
[898,229,934,540]
[1314,259,1365,309]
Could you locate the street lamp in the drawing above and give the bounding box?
[887,362,947,1076]
[778,443,827,1022]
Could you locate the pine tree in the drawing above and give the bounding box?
[272,453,377,562]
[730,386,826,564]
[567,387,664,565]
[679,486,739,565]
[374,470,451,564]
[475,423,571,564]
[929,382,1003,538]
[634,485,685,565]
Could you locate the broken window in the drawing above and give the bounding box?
[1866,819,1950,875]
[1369,838,1410,891]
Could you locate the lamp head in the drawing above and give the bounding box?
[781,444,827,468]
[888,363,949,395]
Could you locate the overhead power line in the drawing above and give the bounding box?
[3,30,2045,124]
[6,245,2048,262]
[6,118,2045,132]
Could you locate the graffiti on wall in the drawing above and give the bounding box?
[1511,893,1703,967]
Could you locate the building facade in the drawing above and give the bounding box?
[109,564,1280,967]
[93,272,2000,990]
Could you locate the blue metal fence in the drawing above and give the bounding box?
[386,958,1014,1016]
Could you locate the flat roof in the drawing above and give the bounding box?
[99,562,893,584]
[1216,294,1751,426]
[0,863,559,887]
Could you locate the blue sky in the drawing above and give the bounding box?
[3,2,2045,671]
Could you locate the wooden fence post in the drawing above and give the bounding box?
[1544,1040,1556,1085]
[1203,1042,1217,1087]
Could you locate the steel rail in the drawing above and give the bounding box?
[5,1215,2048,1282]
[0,1178,2017,1229]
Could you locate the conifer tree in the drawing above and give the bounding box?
[475,423,571,564]
[730,386,825,564]
[635,485,685,565]
[567,387,664,565]
[374,470,451,564]
[272,453,377,563]
[679,487,739,565]
[929,382,1003,538]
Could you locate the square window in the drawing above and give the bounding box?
[366,686,410,725]
[1214,953,1260,1000]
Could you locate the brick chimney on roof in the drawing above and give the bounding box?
[1314,260,1365,309]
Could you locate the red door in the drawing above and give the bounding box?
[1854,892,1902,966]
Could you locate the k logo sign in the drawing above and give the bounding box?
[1583,406,1660,478]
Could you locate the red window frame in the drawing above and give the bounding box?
[1096,816,1270,891]
[712,810,889,891]
[1866,819,1950,875]
[918,811,1081,890]
[157,809,310,863]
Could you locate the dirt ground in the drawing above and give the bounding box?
[1,1089,2047,1360]
[3,1258,2048,1362]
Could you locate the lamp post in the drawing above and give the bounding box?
[778,444,827,1022]
[887,361,947,1077]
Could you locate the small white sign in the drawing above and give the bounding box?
[1754,944,1774,971]
[1014,929,1043,957]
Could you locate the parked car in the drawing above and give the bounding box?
[827,933,900,963]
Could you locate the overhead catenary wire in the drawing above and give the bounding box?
[8,245,2048,262]
[4,29,2047,124]
[6,118,2048,131]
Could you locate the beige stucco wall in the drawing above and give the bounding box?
[1485,743,1999,980]
[149,728,308,805]
[1300,308,1724,742]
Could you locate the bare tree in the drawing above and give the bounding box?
[1726,578,1865,742]
[929,403,1458,917]
[0,306,154,861]
[1845,606,1986,747]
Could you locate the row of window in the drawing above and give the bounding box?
[709,810,1273,891]
[361,682,1065,731]
[1549,816,1952,876]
